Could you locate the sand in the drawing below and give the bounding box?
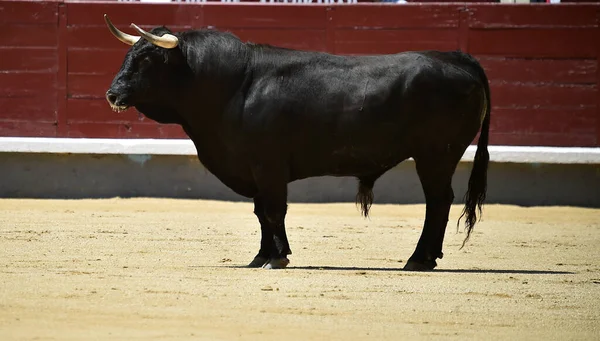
[1,198,598,340]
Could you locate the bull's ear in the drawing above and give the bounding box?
[104,14,140,46]
[130,23,179,49]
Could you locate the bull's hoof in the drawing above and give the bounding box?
[403,259,437,271]
[262,258,290,269]
[248,255,269,268]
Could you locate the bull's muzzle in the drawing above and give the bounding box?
[105,90,129,113]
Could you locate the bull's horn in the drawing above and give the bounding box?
[104,14,140,46]
[130,23,179,49]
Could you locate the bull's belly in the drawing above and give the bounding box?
[290,147,409,181]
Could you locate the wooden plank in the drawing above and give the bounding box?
[0,48,57,72]
[117,123,188,139]
[229,29,327,51]
[333,5,461,29]
[458,6,469,53]
[66,2,197,27]
[57,2,68,137]
[66,122,122,138]
[0,1,58,24]
[479,58,597,85]
[0,121,57,138]
[0,24,58,47]
[0,96,57,121]
[490,83,597,108]
[0,73,56,97]
[468,4,599,28]
[334,29,458,55]
[491,107,597,135]
[597,10,600,146]
[67,98,141,124]
[489,132,596,148]
[66,122,187,139]
[203,4,326,29]
[326,6,336,54]
[68,25,143,51]
[469,28,597,58]
[68,74,114,99]
[67,49,127,75]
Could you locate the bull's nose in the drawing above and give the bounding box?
[106,90,117,105]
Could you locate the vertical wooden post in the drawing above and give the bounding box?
[325,6,335,55]
[56,1,68,137]
[597,8,600,146]
[458,5,470,53]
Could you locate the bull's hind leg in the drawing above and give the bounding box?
[248,197,272,267]
[404,151,461,271]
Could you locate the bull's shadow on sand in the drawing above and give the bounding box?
[221,265,573,275]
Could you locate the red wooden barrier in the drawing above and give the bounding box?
[0,1,598,147]
[0,0,60,137]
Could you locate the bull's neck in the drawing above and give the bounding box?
[178,34,250,127]
[174,34,251,174]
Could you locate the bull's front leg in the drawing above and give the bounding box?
[248,191,291,269]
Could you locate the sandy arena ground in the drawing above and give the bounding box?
[0,198,598,340]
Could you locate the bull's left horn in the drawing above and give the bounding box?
[130,23,179,49]
[104,14,140,46]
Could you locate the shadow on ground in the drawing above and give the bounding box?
[203,265,574,275]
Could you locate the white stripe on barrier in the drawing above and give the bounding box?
[0,137,197,156]
[0,137,598,164]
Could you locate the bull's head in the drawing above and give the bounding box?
[104,14,187,123]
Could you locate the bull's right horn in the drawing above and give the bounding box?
[104,14,140,46]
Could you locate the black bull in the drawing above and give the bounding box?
[104,15,490,271]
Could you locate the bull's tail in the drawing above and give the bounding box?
[458,63,491,248]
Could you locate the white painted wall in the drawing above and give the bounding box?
[1,137,598,164]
